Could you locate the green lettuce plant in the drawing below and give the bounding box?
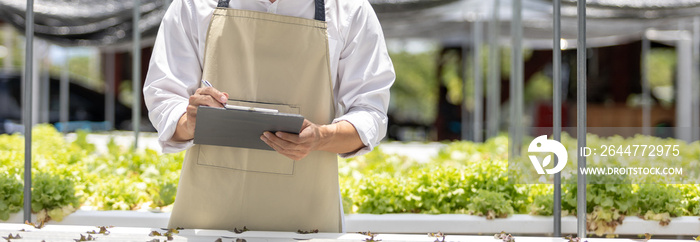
[467,189,514,219]
[634,184,684,226]
[0,175,23,220]
[31,173,80,223]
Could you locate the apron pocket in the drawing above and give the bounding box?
[196,101,301,175]
[197,145,295,175]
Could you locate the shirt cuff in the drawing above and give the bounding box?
[332,111,377,158]
[158,103,194,153]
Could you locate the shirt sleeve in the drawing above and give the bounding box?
[143,0,202,153]
[333,1,395,158]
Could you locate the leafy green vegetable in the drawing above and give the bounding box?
[679,184,700,216]
[586,206,624,237]
[634,184,684,218]
[467,189,514,219]
[0,125,184,222]
[0,175,23,220]
[31,173,80,223]
[527,184,553,216]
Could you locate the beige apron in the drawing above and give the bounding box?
[168,0,342,232]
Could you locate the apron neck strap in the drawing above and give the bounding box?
[216,0,326,22]
[217,0,230,8]
[314,0,325,22]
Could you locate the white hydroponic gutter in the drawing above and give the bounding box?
[4,211,700,237]
[0,222,697,242]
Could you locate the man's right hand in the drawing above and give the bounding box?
[172,87,229,141]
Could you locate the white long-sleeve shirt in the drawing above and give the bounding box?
[143,0,395,157]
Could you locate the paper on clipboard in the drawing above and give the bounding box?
[193,105,304,150]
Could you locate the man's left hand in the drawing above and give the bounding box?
[261,119,323,160]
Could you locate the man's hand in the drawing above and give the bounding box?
[172,87,228,141]
[260,119,322,160]
[260,119,365,160]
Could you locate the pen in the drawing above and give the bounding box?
[201,79,226,107]
[201,79,214,88]
[201,79,279,114]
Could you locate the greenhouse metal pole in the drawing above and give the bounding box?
[641,32,651,135]
[552,0,562,237]
[41,57,49,123]
[510,0,523,157]
[31,43,40,126]
[3,25,12,71]
[105,51,116,130]
[23,0,34,223]
[60,49,70,131]
[515,3,523,156]
[676,32,692,142]
[461,27,471,141]
[576,0,587,238]
[487,0,500,139]
[473,18,484,143]
[133,0,142,149]
[693,17,700,141]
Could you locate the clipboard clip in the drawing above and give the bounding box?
[201,79,279,114]
[225,104,279,114]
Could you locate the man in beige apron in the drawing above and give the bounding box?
[144,0,395,233]
[168,0,343,232]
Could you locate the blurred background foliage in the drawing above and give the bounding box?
[0,24,681,137]
[388,50,438,125]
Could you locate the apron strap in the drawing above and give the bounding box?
[314,0,325,22]
[217,0,230,8]
[216,0,324,22]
